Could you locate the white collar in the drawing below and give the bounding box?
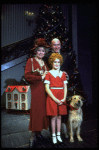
[49,70,63,78]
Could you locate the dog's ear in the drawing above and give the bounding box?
[66,96,72,105]
[79,95,84,100]
[67,96,72,101]
[79,95,87,103]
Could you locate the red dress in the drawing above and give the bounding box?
[44,70,67,116]
[25,57,49,132]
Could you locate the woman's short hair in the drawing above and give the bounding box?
[34,46,45,54]
[48,53,63,67]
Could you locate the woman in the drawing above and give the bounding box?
[44,53,68,145]
[25,38,49,148]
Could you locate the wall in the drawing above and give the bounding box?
[1,4,42,47]
[77,3,97,105]
[72,4,78,67]
[61,4,69,32]
[1,58,27,107]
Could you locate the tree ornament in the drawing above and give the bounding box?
[48,24,50,27]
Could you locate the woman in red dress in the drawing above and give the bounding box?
[25,38,49,147]
[44,53,68,145]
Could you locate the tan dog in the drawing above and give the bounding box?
[65,95,83,142]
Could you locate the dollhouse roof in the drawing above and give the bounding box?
[5,85,30,93]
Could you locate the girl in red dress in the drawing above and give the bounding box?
[25,38,49,147]
[44,53,68,144]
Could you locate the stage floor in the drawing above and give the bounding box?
[1,104,97,148]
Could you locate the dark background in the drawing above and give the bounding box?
[77,3,97,107]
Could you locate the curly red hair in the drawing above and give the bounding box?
[48,53,63,67]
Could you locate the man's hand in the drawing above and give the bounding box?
[63,71,69,79]
[42,71,48,80]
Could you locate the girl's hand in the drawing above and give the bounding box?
[58,101,63,105]
[55,99,63,105]
[61,98,66,103]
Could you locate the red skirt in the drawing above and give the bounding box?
[29,81,49,132]
[46,88,67,116]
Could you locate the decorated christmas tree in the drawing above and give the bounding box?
[34,5,68,46]
[22,4,87,101]
[32,4,70,52]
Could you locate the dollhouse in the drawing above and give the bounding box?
[5,85,31,110]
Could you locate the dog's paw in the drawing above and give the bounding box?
[77,136,83,141]
[70,138,74,142]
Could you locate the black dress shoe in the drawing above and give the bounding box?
[36,134,44,141]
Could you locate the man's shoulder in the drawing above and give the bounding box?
[44,51,52,58]
[60,51,68,55]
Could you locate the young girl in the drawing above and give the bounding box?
[44,53,68,144]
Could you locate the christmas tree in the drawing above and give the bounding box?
[22,4,87,102]
[34,4,69,48]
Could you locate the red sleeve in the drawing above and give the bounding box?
[44,72,50,84]
[62,72,67,81]
[24,58,42,84]
[62,72,68,84]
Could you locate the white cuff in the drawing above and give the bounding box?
[64,80,68,84]
[44,80,50,84]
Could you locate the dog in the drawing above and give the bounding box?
[64,95,83,142]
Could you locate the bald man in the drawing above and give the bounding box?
[43,38,73,75]
[51,38,61,53]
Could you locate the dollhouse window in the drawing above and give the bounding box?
[14,94,18,100]
[22,103,25,109]
[21,94,25,101]
[8,102,11,108]
[7,94,11,100]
